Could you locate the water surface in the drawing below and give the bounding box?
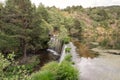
[69,42,120,80]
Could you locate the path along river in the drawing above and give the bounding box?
[68,42,120,80]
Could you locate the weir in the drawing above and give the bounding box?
[59,44,67,63]
[47,33,63,57]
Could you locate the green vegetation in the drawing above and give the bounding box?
[0,53,30,80]
[57,61,78,80]
[41,61,58,75]
[31,70,55,80]
[31,60,78,80]
[0,52,62,80]
[31,53,78,80]
[63,37,71,44]
[23,55,40,73]
[0,0,120,79]
[0,0,50,62]
[65,47,71,53]
[64,6,120,49]
[64,54,72,62]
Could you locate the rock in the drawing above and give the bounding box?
[107,50,120,55]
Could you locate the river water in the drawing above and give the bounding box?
[69,42,120,80]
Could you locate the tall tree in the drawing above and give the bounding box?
[0,0,50,61]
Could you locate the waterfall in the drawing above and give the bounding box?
[47,49,59,56]
[59,44,67,63]
[47,35,59,56]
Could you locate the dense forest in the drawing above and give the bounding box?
[0,0,120,80]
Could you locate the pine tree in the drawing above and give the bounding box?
[0,0,50,62]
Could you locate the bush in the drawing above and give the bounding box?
[0,53,10,79]
[57,61,78,80]
[41,61,58,75]
[31,70,55,80]
[99,39,108,48]
[30,60,79,80]
[64,54,72,62]
[24,55,40,73]
[63,37,71,44]
[65,47,71,53]
[31,61,58,80]
[0,53,30,80]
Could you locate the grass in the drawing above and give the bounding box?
[31,70,55,80]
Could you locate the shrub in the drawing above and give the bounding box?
[24,55,40,73]
[41,61,58,75]
[63,37,71,44]
[31,62,58,80]
[31,70,55,80]
[99,39,108,48]
[0,53,10,79]
[64,54,72,62]
[31,60,79,80]
[56,61,78,80]
[65,47,71,53]
[0,53,30,80]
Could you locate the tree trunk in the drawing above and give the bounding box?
[20,38,27,63]
[23,43,27,62]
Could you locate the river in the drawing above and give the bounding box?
[69,42,120,80]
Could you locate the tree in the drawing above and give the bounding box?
[0,2,19,54]
[2,0,35,61]
[0,0,50,62]
[64,16,74,36]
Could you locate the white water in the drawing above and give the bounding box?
[69,42,120,80]
[59,44,67,63]
[47,49,59,56]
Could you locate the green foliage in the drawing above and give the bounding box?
[57,61,78,80]
[89,8,109,22]
[41,61,58,75]
[0,53,30,80]
[0,0,50,59]
[0,53,10,78]
[65,47,71,53]
[99,39,107,47]
[64,5,83,13]
[31,61,58,80]
[59,25,69,40]
[64,54,72,62]
[31,70,55,80]
[24,55,40,73]
[63,37,71,44]
[3,1,120,80]
[37,4,49,21]
[4,65,29,80]
[30,60,78,80]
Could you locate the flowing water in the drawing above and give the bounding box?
[69,42,120,80]
[47,49,59,56]
[59,44,67,63]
